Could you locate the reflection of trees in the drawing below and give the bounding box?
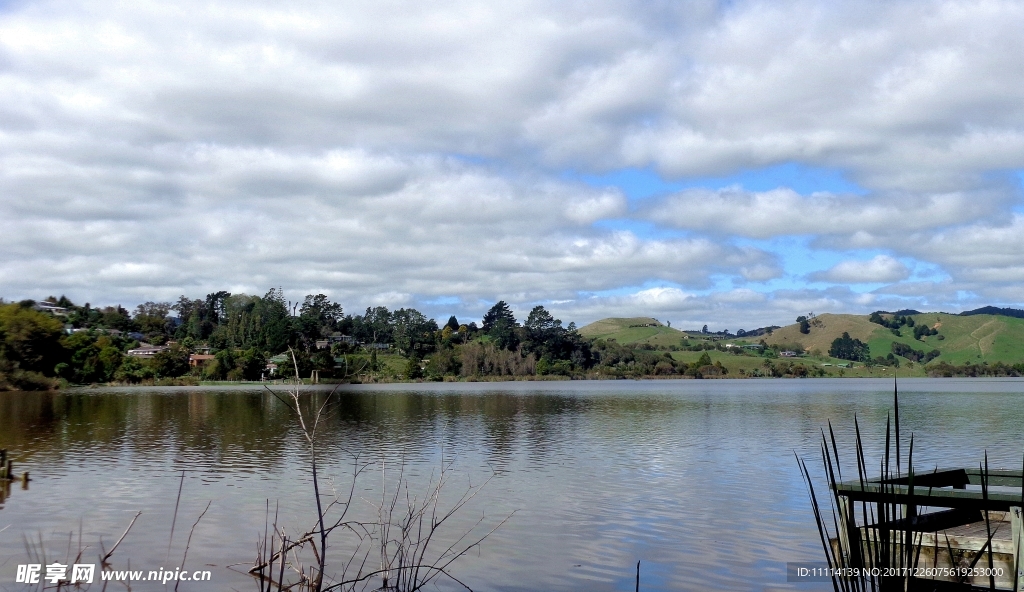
[0,388,792,473]
[0,390,298,469]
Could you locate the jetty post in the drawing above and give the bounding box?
[1013,506,1022,592]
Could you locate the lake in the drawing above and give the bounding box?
[1,378,1023,591]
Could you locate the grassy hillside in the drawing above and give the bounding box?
[756,312,1024,366]
[582,311,1024,374]
[578,317,685,347]
[758,313,879,353]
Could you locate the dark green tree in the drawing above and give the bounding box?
[391,308,438,357]
[482,301,519,350]
[133,301,173,340]
[298,294,343,344]
[481,301,515,332]
[829,332,870,362]
[99,305,134,331]
[151,343,191,378]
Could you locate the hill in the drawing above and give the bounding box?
[581,311,1024,370]
[578,317,685,347]
[753,312,1024,365]
[960,306,1024,319]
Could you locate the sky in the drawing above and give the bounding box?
[2,0,1024,331]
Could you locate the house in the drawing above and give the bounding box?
[126,346,169,358]
[33,302,67,316]
[189,354,216,368]
[780,350,798,357]
[318,334,358,348]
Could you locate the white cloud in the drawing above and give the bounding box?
[2,0,1024,325]
[809,255,911,284]
[0,149,777,310]
[642,186,1010,241]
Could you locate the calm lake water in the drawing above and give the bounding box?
[1,378,1023,591]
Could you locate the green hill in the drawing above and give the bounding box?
[578,317,685,347]
[581,311,1024,371]
[755,312,1024,366]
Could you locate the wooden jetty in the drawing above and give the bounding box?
[833,468,1023,591]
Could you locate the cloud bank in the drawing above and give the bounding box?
[2,0,1023,326]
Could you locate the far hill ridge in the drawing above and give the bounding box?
[579,309,1024,366]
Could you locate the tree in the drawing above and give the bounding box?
[482,301,519,350]
[524,305,558,337]
[829,332,870,362]
[0,302,65,376]
[391,308,438,357]
[445,315,460,331]
[298,294,343,344]
[173,295,215,340]
[237,347,268,380]
[524,305,560,358]
[481,301,515,332]
[353,306,393,344]
[134,301,173,338]
[204,291,231,325]
[151,343,191,378]
[99,305,134,331]
[405,356,424,379]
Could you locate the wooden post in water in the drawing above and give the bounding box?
[837,495,862,568]
[1011,506,1022,592]
[4,460,11,481]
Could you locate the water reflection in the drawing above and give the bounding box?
[0,379,1022,591]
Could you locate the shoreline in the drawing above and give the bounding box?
[31,372,1024,391]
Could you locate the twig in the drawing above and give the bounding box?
[175,500,212,592]
[167,470,185,561]
[103,511,142,563]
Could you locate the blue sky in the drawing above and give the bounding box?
[2,0,1024,328]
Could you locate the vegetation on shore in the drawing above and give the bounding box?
[3,294,1024,391]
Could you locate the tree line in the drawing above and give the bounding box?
[1,294,613,388]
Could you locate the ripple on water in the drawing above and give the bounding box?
[1,379,1023,590]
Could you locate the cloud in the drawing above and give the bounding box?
[0,149,777,311]
[2,0,1024,325]
[642,186,1011,241]
[546,285,901,331]
[809,255,911,284]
